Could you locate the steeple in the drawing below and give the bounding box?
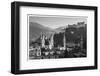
[49,34,54,49]
[63,32,66,50]
[41,33,45,48]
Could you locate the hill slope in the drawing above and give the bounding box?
[29,22,53,43]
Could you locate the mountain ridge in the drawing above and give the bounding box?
[29,22,54,43]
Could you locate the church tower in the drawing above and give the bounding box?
[49,34,54,49]
[63,32,66,50]
[41,33,45,48]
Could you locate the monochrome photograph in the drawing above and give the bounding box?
[28,15,87,60]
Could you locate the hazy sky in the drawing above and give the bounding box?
[29,15,87,29]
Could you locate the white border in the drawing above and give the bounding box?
[20,6,95,70]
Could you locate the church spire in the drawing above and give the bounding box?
[41,33,45,48]
[63,32,66,50]
[49,34,54,49]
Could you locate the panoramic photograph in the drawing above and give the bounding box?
[28,15,87,60]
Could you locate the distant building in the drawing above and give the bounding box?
[68,22,86,28]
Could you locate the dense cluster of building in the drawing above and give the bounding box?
[29,33,84,59]
[29,32,67,59]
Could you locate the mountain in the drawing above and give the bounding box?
[54,25,68,33]
[29,22,53,43]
